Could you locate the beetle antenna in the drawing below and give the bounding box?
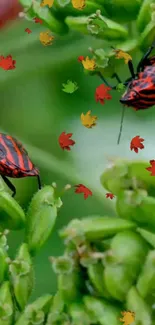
[117,105,126,145]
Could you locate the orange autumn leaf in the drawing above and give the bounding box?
[0,55,16,70]
[40,0,54,8]
[81,56,96,71]
[114,49,132,64]
[58,132,75,151]
[120,310,135,325]
[130,136,144,153]
[71,0,86,10]
[106,193,115,199]
[146,160,155,176]
[95,84,112,105]
[39,31,54,46]
[25,28,32,34]
[80,110,97,128]
[33,17,43,24]
[74,184,92,199]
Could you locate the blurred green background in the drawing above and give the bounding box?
[0,13,155,302]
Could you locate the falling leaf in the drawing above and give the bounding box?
[106,193,115,200]
[62,80,78,94]
[34,17,43,24]
[81,56,96,71]
[78,55,85,62]
[58,132,75,151]
[39,31,54,46]
[80,110,97,128]
[74,184,92,199]
[120,310,135,325]
[71,0,86,10]
[0,55,16,71]
[40,0,54,8]
[116,83,126,92]
[146,160,155,176]
[130,136,144,153]
[113,49,132,64]
[95,84,112,105]
[25,28,32,34]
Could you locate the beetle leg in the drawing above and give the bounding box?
[37,175,42,190]
[137,39,155,73]
[1,175,16,197]
[127,60,135,78]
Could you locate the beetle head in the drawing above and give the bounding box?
[120,83,140,106]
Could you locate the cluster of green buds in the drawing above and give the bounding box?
[1,161,155,323]
[0,182,68,324]
[45,159,155,325]
[19,0,155,73]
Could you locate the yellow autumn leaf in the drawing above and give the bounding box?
[71,0,86,10]
[39,31,54,46]
[80,110,97,128]
[40,0,54,8]
[120,310,135,325]
[114,49,132,64]
[81,56,96,71]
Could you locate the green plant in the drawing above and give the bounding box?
[19,0,155,67]
[0,160,155,324]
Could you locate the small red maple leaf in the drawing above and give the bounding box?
[58,132,75,151]
[33,17,43,24]
[106,193,115,199]
[146,160,155,176]
[95,84,112,105]
[78,55,85,62]
[0,55,16,70]
[74,184,92,199]
[130,135,144,153]
[25,28,32,34]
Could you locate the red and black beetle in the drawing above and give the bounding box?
[97,39,155,144]
[0,133,41,197]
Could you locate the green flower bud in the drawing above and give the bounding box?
[46,291,65,324]
[9,243,34,311]
[104,262,138,302]
[0,191,25,230]
[19,0,68,34]
[139,20,155,51]
[137,228,155,248]
[0,230,9,250]
[110,230,149,267]
[126,287,152,325]
[83,296,121,325]
[61,216,136,241]
[50,256,74,274]
[0,248,8,285]
[52,257,83,304]
[116,190,155,229]
[87,261,111,298]
[0,282,14,325]
[52,0,106,18]
[26,186,62,256]
[136,250,155,298]
[136,0,155,32]
[15,294,52,325]
[66,12,128,41]
[103,0,143,23]
[69,302,93,325]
